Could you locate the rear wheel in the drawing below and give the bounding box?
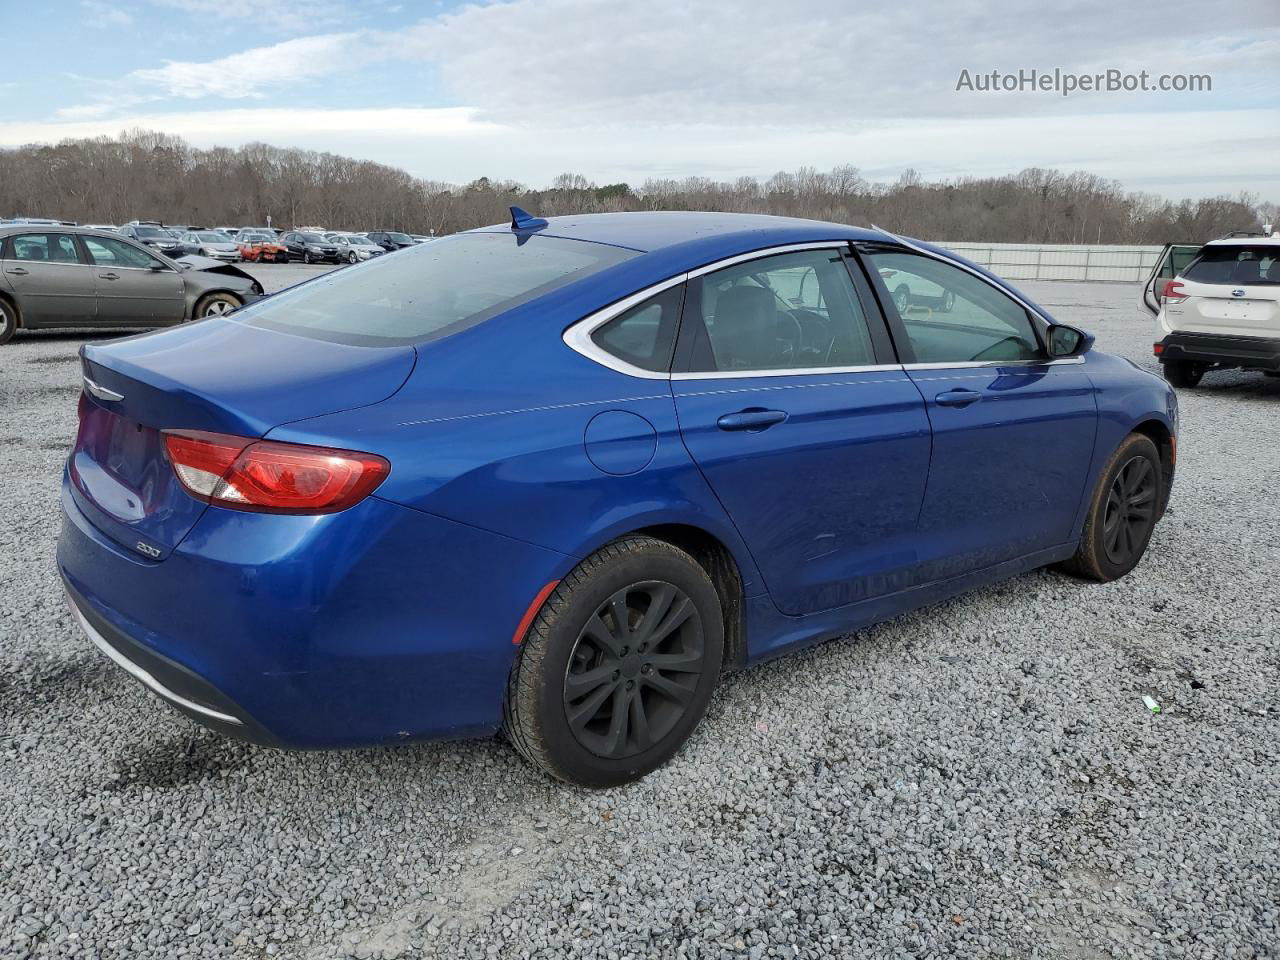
[194,292,242,319]
[0,298,16,345]
[941,289,955,312]
[893,284,911,314]
[1059,433,1162,582]
[504,536,723,787]
[1162,360,1205,388]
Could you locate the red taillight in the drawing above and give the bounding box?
[1162,280,1188,303]
[162,429,389,514]
[1153,342,1164,356]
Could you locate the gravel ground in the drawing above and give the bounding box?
[1,274,1278,959]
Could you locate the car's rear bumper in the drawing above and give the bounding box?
[58,476,576,749]
[1159,332,1280,371]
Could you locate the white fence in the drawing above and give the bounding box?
[931,242,1164,283]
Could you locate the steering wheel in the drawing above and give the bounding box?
[788,309,836,364]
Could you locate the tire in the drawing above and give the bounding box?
[504,536,724,787]
[0,298,17,345]
[941,289,955,313]
[303,251,313,264]
[348,251,358,264]
[276,252,288,264]
[893,284,910,314]
[1162,360,1205,388]
[1059,433,1162,582]
[194,292,243,319]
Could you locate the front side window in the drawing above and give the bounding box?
[687,249,876,372]
[9,233,80,263]
[1183,245,1279,285]
[238,232,638,346]
[867,251,1043,364]
[83,236,164,269]
[591,285,684,373]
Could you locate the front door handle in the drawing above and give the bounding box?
[717,408,788,432]
[934,388,983,407]
[6,267,29,276]
[98,272,120,281]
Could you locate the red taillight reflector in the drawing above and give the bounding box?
[1153,343,1164,356]
[512,580,561,645]
[162,429,389,514]
[1162,280,1188,303]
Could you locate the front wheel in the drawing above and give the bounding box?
[1059,433,1162,582]
[347,251,358,264]
[893,285,911,314]
[194,292,243,319]
[0,298,17,344]
[1162,360,1205,388]
[504,537,724,787]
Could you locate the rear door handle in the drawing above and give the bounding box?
[6,267,29,276]
[98,272,120,280]
[934,388,983,407]
[716,409,788,431]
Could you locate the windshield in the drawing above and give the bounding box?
[237,232,637,346]
[240,232,272,241]
[387,232,413,243]
[1184,245,1280,285]
[299,232,328,242]
[197,232,227,242]
[136,227,169,239]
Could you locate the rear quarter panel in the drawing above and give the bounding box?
[265,306,768,599]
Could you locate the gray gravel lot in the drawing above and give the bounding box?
[2,271,1278,959]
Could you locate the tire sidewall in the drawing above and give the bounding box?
[0,300,15,344]
[529,545,723,787]
[197,293,241,318]
[1086,434,1161,580]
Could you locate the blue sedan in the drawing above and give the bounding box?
[58,210,1177,786]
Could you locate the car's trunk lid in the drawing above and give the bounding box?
[70,318,415,560]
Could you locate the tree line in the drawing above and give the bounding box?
[0,129,1271,245]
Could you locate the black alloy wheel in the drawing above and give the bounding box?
[1101,455,1157,566]
[562,580,704,760]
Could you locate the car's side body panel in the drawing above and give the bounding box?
[56,212,1178,751]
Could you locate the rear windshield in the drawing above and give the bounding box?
[236,232,638,346]
[1183,245,1280,285]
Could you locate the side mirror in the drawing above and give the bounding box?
[1047,324,1093,358]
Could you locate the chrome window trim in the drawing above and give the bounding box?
[869,225,1055,326]
[672,363,903,381]
[902,357,1085,371]
[563,242,858,381]
[561,272,689,380]
[65,591,243,726]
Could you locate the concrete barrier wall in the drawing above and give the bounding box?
[931,242,1164,283]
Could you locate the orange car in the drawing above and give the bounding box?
[236,230,288,263]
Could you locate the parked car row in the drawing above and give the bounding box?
[0,218,436,265]
[0,225,264,344]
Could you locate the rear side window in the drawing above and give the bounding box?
[591,286,684,372]
[9,233,80,263]
[1183,245,1279,285]
[687,249,877,372]
[238,233,638,346]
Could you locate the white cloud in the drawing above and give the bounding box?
[81,0,132,26]
[127,33,365,99]
[149,0,357,34]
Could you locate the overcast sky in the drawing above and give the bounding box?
[4,0,1277,200]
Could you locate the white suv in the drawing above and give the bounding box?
[1142,236,1280,387]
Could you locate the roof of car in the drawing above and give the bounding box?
[0,224,125,237]
[1204,235,1280,247]
[470,211,886,255]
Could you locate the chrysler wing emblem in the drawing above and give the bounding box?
[83,376,124,402]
